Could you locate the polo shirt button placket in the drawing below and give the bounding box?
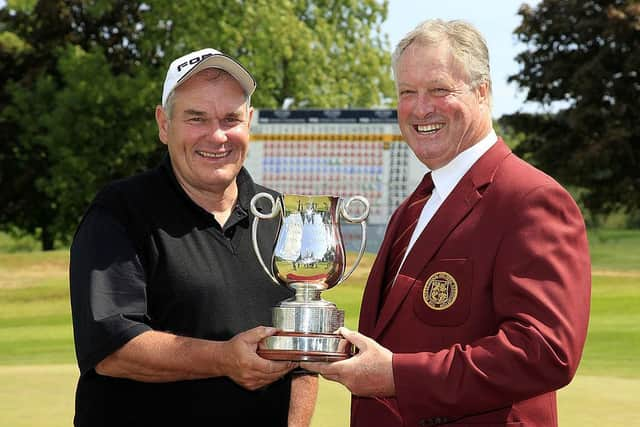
[222,228,234,253]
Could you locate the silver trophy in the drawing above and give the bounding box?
[250,193,369,361]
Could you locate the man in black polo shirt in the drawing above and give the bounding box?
[69,48,318,426]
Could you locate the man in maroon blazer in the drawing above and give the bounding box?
[302,19,591,427]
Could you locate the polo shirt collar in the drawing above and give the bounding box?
[235,166,258,212]
[160,154,258,223]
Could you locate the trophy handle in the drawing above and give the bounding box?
[250,192,281,285]
[338,196,370,285]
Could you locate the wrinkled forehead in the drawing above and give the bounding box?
[396,41,471,84]
[173,71,250,114]
[174,68,248,102]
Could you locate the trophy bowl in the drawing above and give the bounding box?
[250,193,369,361]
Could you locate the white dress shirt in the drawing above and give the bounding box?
[398,129,498,272]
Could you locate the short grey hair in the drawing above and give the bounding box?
[391,19,492,104]
[163,68,252,119]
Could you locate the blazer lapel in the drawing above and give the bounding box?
[371,139,511,339]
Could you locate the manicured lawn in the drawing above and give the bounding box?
[0,250,74,366]
[0,229,638,426]
[578,274,640,378]
[588,228,640,271]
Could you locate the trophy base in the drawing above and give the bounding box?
[258,331,352,362]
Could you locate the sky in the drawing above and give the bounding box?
[381,0,541,118]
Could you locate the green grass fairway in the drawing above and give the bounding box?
[557,375,639,426]
[0,230,639,426]
[0,367,637,427]
[0,364,77,427]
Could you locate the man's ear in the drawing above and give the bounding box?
[155,105,169,145]
[476,82,490,107]
[247,105,254,127]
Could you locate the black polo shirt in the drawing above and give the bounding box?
[70,156,293,426]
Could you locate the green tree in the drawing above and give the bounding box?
[500,0,639,217]
[0,0,160,250]
[0,0,393,250]
[140,0,393,108]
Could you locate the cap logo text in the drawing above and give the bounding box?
[177,53,214,73]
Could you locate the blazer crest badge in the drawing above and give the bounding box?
[423,272,458,310]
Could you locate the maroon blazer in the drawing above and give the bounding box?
[353,139,591,427]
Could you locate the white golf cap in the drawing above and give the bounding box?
[161,48,256,107]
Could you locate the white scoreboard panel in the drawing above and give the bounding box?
[245,109,427,251]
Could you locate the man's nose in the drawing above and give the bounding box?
[414,92,436,117]
[210,125,228,143]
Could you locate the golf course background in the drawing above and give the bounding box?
[0,229,638,426]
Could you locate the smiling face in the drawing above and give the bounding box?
[395,41,491,170]
[155,69,253,200]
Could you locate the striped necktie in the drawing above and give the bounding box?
[381,172,434,302]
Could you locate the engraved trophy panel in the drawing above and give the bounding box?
[250,192,369,361]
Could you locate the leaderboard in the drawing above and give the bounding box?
[246,109,422,227]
